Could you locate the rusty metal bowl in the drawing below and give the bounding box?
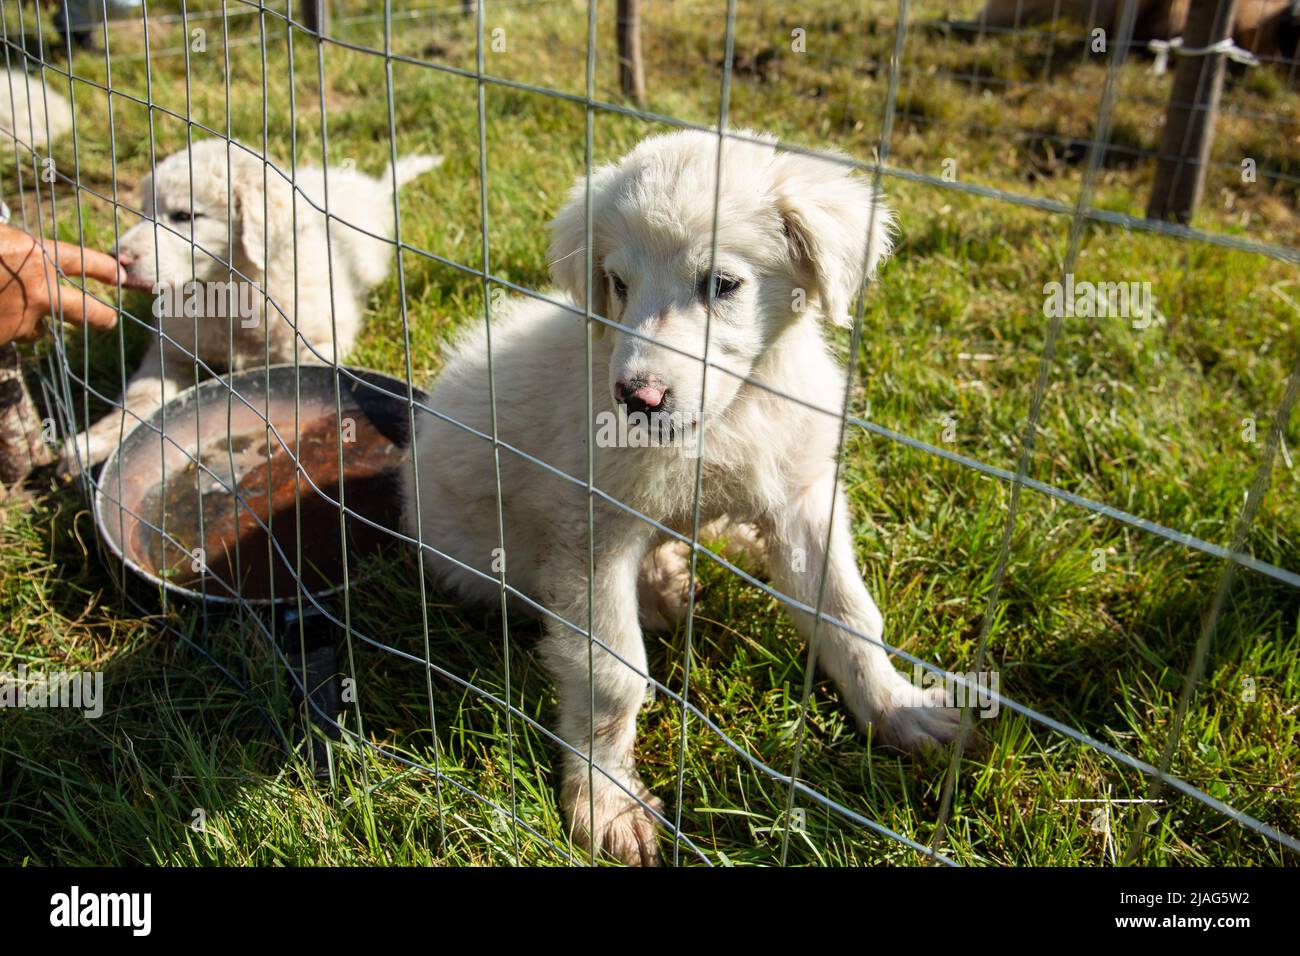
[94,364,422,606]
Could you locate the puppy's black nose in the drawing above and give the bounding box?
[616,378,666,416]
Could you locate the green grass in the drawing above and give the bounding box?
[1,1,1297,866]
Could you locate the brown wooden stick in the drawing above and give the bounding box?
[617,0,646,106]
[1147,0,1240,224]
[0,342,55,488]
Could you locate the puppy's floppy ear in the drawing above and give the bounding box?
[137,173,155,218]
[231,173,266,274]
[771,150,895,328]
[548,163,619,338]
[229,153,290,276]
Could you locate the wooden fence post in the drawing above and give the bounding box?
[0,343,54,492]
[302,0,329,37]
[1146,0,1239,224]
[617,0,646,105]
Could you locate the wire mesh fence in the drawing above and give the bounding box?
[1,0,1297,865]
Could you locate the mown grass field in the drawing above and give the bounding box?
[1,0,1297,865]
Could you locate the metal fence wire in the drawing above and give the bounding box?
[2,0,1298,865]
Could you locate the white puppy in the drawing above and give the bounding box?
[403,129,958,865]
[63,138,440,471]
[0,67,73,152]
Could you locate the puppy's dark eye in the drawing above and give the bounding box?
[701,272,742,301]
[168,211,198,223]
[608,273,628,300]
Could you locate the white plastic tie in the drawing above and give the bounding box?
[1149,36,1260,76]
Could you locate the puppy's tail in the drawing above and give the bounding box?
[384,152,443,190]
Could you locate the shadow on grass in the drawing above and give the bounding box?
[0,479,574,865]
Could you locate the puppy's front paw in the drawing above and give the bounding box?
[562,772,664,866]
[58,425,122,477]
[869,678,962,754]
[57,433,92,478]
[637,539,699,632]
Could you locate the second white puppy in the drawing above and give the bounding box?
[0,67,73,152]
[404,129,958,866]
[63,138,440,471]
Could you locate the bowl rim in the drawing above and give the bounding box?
[91,362,423,608]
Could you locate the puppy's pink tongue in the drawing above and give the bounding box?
[633,385,665,408]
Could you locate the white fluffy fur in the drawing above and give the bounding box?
[403,129,958,866]
[62,138,440,471]
[0,67,73,152]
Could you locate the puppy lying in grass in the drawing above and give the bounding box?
[0,67,73,151]
[62,138,439,473]
[403,129,958,865]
